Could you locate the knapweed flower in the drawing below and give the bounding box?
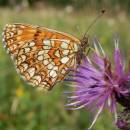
[65,38,130,130]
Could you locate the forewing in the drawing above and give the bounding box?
[2,24,80,91]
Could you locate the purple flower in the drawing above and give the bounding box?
[65,38,130,129]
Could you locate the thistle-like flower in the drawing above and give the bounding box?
[65,38,130,129]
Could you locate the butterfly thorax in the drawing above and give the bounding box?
[76,36,88,65]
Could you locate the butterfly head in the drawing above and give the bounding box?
[76,35,89,65]
[75,9,106,65]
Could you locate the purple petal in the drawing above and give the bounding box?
[114,43,124,78]
[92,53,105,70]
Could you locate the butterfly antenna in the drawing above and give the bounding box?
[84,9,106,37]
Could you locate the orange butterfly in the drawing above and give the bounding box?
[2,24,88,91]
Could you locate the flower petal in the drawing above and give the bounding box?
[114,42,124,78]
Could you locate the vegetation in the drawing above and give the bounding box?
[0,6,129,130]
[0,0,130,12]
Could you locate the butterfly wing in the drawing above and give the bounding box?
[2,24,80,91]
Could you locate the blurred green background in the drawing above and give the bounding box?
[0,0,130,130]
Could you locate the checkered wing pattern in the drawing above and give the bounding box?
[2,24,80,91]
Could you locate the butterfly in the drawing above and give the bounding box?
[2,24,88,91]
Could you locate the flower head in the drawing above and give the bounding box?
[65,38,130,129]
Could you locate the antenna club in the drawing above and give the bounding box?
[101,9,106,14]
